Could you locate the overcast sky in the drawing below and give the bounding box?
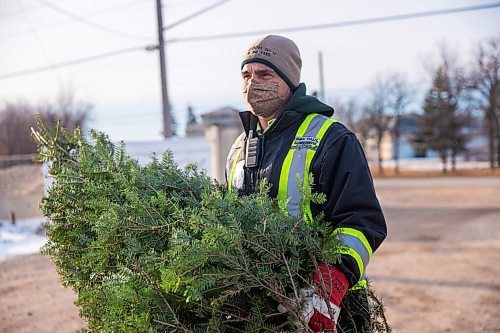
[1,0,499,141]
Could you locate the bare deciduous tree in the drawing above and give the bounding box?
[39,89,91,132]
[0,100,38,156]
[331,98,371,149]
[365,75,391,175]
[470,37,500,169]
[387,73,411,174]
[365,72,411,175]
[0,90,92,164]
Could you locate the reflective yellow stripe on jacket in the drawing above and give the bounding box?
[277,113,336,223]
[227,132,245,192]
[336,228,373,282]
[227,114,369,290]
[277,114,369,290]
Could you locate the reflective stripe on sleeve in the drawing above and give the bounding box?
[349,278,367,291]
[336,228,373,278]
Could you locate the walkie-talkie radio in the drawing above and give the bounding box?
[245,129,259,168]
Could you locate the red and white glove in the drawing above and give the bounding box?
[301,262,349,332]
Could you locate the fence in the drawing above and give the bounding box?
[0,155,43,220]
[0,154,38,168]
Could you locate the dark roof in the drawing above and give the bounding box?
[201,106,242,127]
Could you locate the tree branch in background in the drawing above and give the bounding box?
[0,89,91,166]
[470,37,500,169]
[414,43,470,173]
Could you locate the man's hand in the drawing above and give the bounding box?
[302,262,349,332]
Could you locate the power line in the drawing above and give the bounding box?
[36,0,153,41]
[0,0,71,19]
[80,0,152,18]
[0,46,148,80]
[163,0,230,30]
[1,2,499,80]
[16,0,63,86]
[0,0,229,42]
[166,2,500,43]
[0,0,153,41]
[0,0,204,19]
[165,0,221,6]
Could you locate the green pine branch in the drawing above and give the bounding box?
[32,117,391,332]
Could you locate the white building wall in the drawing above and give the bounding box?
[125,137,212,176]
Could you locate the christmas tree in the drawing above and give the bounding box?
[32,118,390,332]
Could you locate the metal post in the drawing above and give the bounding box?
[318,51,325,102]
[155,0,173,137]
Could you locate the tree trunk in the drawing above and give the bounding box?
[377,134,384,176]
[394,115,401,175]
[487,108,496,169]
[495,110,500,168]
[441,151,448,174]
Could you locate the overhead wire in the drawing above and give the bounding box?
[15,0,63,86]
[163,0,230,30]
[0,0,71,19]
[0,0,222,41]
[35,0,153,41]
[0,0,206,19]
[0,45,148,80]
[1,2,500,81]
[0,0,153,40]
[166,2,500,43]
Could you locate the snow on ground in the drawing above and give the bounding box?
[0,138,211,263]
[0,157,492,263]
[371,158,491,170]
[124,137,211,173]
[0,217,47,262]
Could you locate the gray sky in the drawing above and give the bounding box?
[1,0,499,141]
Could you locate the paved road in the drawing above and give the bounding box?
[369,178,500,332]
[374,176,500,188]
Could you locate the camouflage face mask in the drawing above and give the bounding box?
[243,80,286,118]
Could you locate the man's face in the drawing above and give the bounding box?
[241,62,290,99]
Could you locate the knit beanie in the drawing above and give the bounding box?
[241,35,302,89]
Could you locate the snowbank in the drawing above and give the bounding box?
[0,217,47,261]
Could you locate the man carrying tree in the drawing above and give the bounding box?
[226,35,387,332]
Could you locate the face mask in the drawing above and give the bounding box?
[243,80,288,118]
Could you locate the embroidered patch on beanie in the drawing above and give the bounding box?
[241,35,302,89]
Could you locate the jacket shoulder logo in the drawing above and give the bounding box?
[291,136,320,150]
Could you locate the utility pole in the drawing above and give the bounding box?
[155,0,173,138]
[151,0,229,138]
[318,51,325,102]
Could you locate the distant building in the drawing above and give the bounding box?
[361,112,487,162]
[201,107,243,182]
[126,107,243,184]
[462,114,488,161]
[125,137,211,174]
[363,115,410,162]
[184,123,204,137]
